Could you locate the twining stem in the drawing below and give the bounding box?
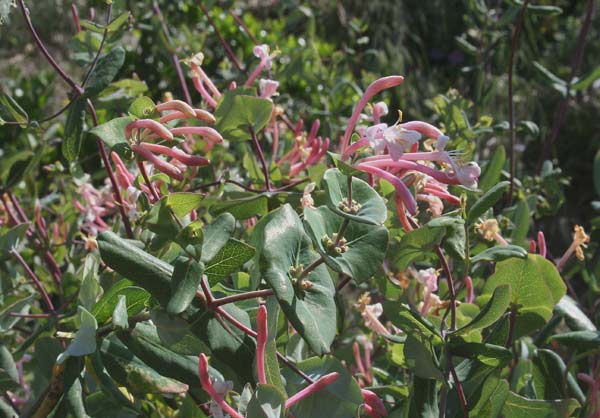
[210,289,274,308]
[336,274,352,291]
[505,304,517,348]
[447,352,469,418]
[6,192,63,289]
[17,0,83,96]
[250,127,272,191]
[435,245,457,331]
[137,160,161,202]
[11,249,55,313]
[153,1,193,105]
[80,3,112,88]
[87,100,135,238]
[197,2,244,72]
[229,10,259,45]
[199,277,315,384]
[506,0,529,204]
[541,0,595,167]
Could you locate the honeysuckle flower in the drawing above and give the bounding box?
[475,219,508,245]
[414,268,438,315]
[256,305,268,385]
[285,372,340,409]
[538,231,547,258]
[360,101,389,125]
[245,44,279,87]
[365,122,422,161]
[356,293,390,336]
[198,354,243,418]
[259,78,279,99]
[278,119,329,177]
[556,225,591,271]
[362,389,388,418]
[340,76,405,156]
[301,182,316,209]
[465,275,474,304]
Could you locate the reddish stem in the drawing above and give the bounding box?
[11,250,55,313]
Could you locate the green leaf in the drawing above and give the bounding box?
[452,285,510,336]
[256,204,336,355]
[62,97,87,162]
[92,279,149,324]
[555,296,597,332]
[409,377,439,418]
[549,331,600,351]
[532,349,586,404]
[79,253,102,311]
[404,336,445,381]
[98,231,173,306]
[112,295,129,329]
[501,391,579,418]
[479,145,506,192]
[88,116,132,157]
[168,257,204,315]
[128,96,157,120]
[0,88,28,125]
[471,245,528,263]
[532,61,568,97]
[0,223,29,258]
[101,337,188,395]
[117,324,204,388]
[303,206,389,281]
[327,152,363,176]
[215,89,273,141]
[511,200,531,246]
[448,342,512,368]
[463,373,508,418]
[428,216,466,260]
[84,47,126,98]
[176,220,204,260]
[58,307,98,363]
[205,238,255,285]
[246,384,286,418]
[483,254,566,335]
[393,221,446,270]
[201,213,236,263]
[571,66,600,91]
[0,292,35,332]
[384,303,443,345]
[467,181,510,223]
[0,345,18,392]
[166,192,204,217]
[106,11,131,33]
[2,149,43,190]
[281,356,364,418]
[212,192,269,220]
[323,168,387,225]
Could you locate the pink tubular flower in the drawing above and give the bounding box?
[278,119,329,178]
[198,354,244,418]
[414,268,438,315]
[537,231,547,258]
[125,119,173,142]
[465,275,474,304]
[131,143,184,181]
[245,44,276,87]
[156,99,196,118]
[259,79,279,99]
[340,76,405,155]
[356,293,390,336]
[362,389,387,418]
[256,305,268,385]
[285,373,340,409]
[137,142,209,167]
[170,126,224,144]
[159,109,216,125]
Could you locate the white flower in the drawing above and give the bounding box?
[365,123,421,160]
[259,79,279,99]
[253,44,273,69]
